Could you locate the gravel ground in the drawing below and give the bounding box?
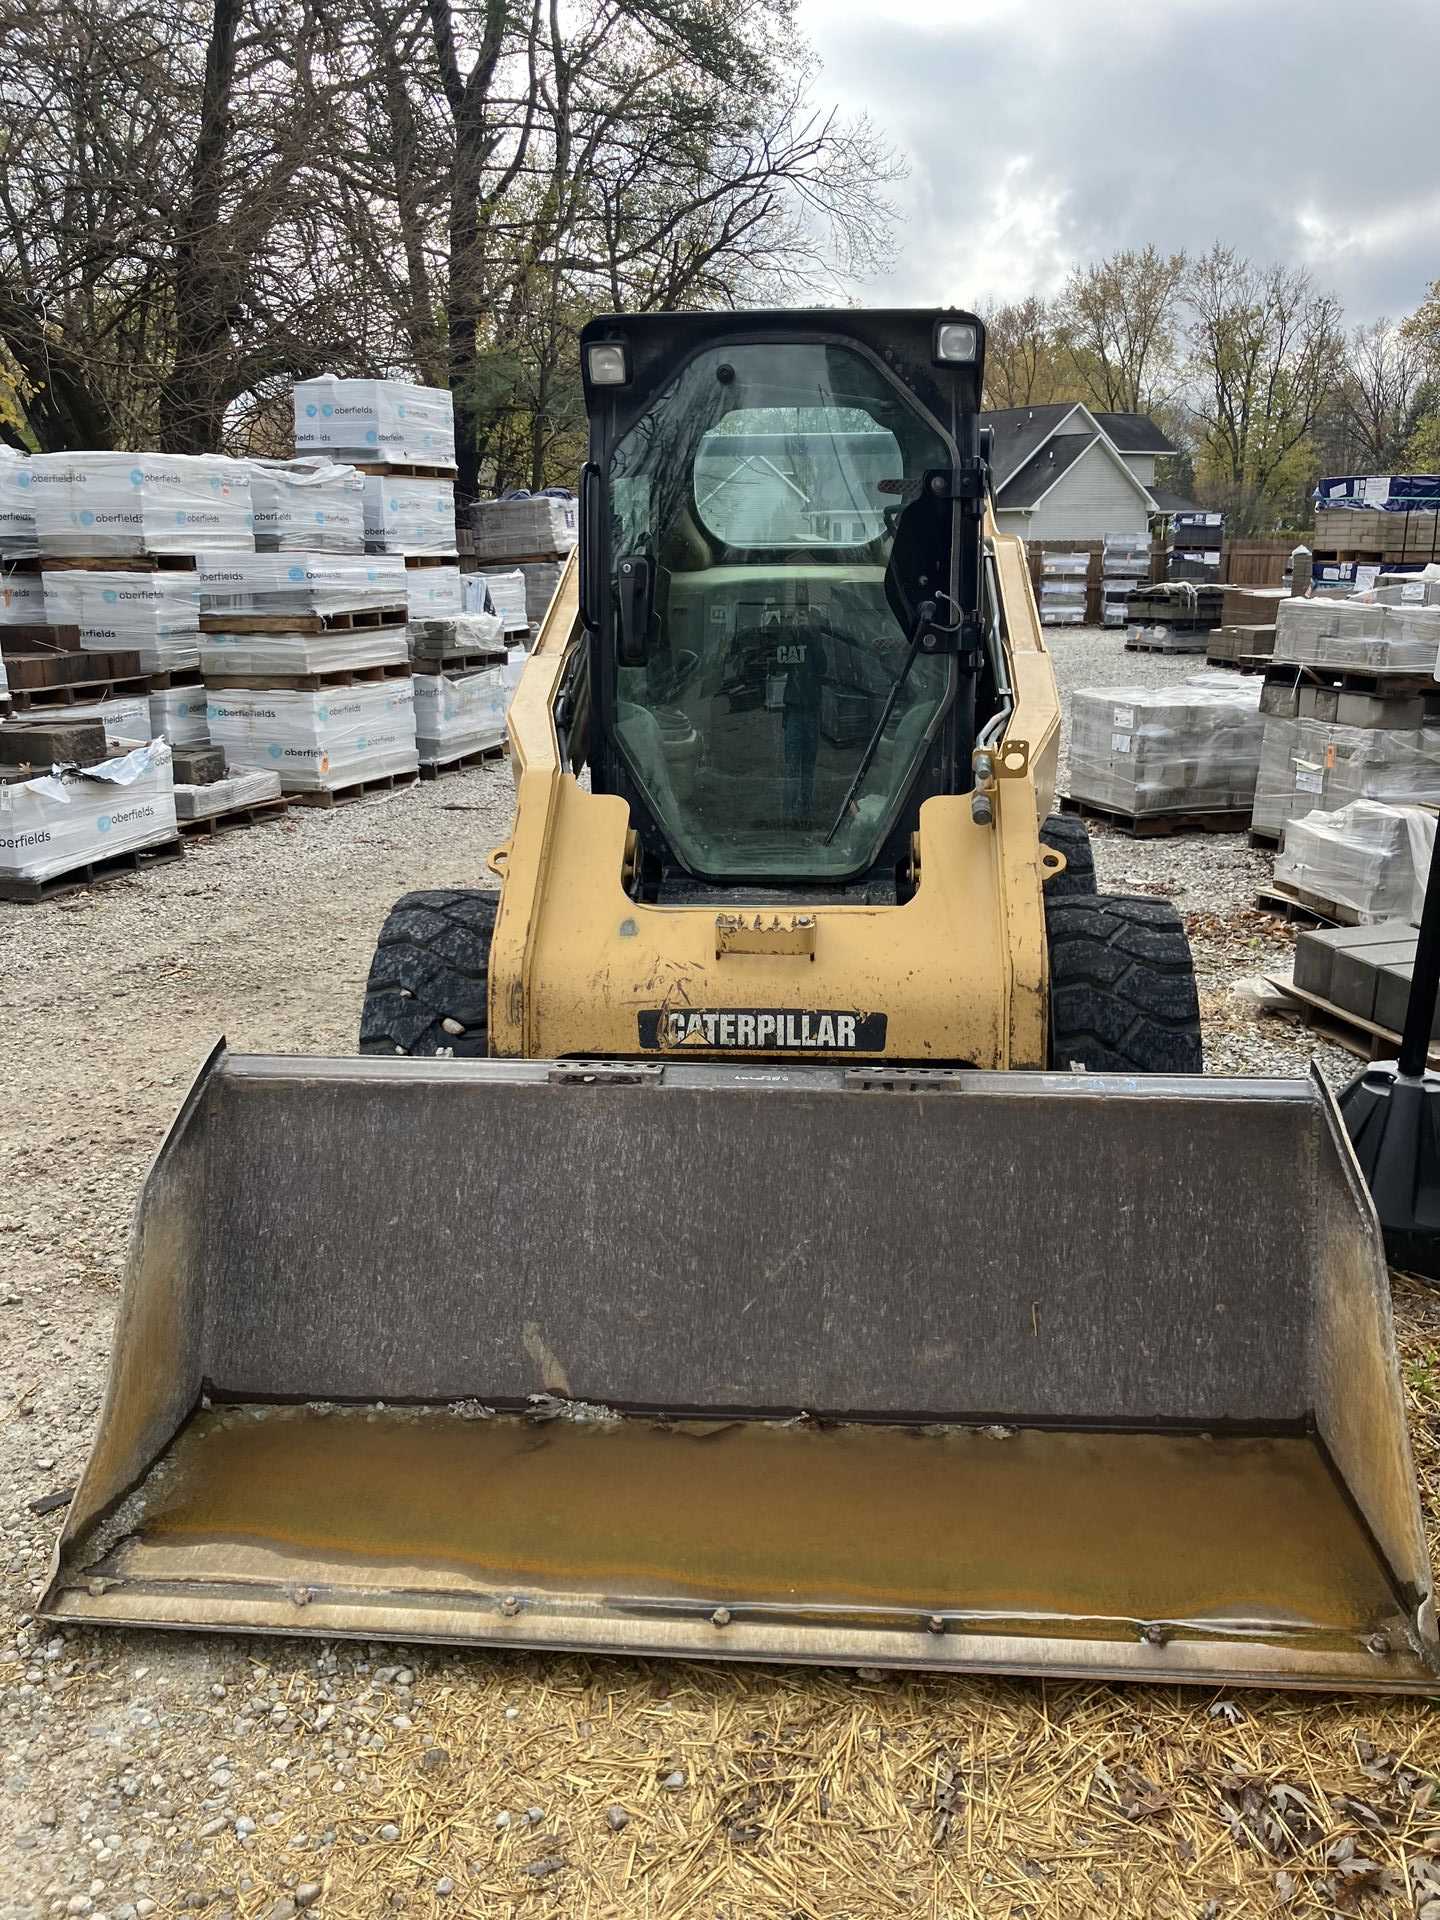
[2,646,1436,1920]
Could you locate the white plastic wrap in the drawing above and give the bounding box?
[196,551,408,616]
[479,569,529,629]
[1252,716,1440,838]
[1,569,45,625]
[405,565,464,620]
[1042,551,1089,577]
[408,611,506,659]
[42,569,200,659]
[0,739,176,881]
[206,681,417,791]
[413,667,510,762]
[25,694,152,747]
[514,559,565,627]
[27,454,253,557]
[470,494,578,562]
[201,629,409,677]
[0,449,37,558]
[247,460,365,554]
[1273,597,1440,672]
[150,684,210,746]
[362,476,457,557]
[293,378,456,467]
[1069,678,1264,816]
[174,768,282,821]
[1275,801,1435,922]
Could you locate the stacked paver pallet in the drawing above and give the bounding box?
[409,612,518,773]
[1285,916,1440,1054]
[1066,675,1265,831]
[1038,550,1086,626]
[1168,510,1224,584]
[1250,593,1440,862]
[1123,580,1224,652]
[470,492,577,638]
[1312,475,1440,568]
[1100,532,1149,627]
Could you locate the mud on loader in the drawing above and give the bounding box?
[46,310,1438,1693]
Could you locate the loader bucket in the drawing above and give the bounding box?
[44,1048,1438,1693]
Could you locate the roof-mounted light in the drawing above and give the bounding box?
[587,342,629,386]
[934,321,978,364]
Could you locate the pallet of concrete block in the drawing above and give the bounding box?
[409,611,506,670]
[1206,624,1277,666]
[195,552,408,628]
[293,377,456,470]
[1313,476,1440,558]
[200,627,410,681]
[470,491,578,564]
[26,453,253,557]
[1065,676,1264,832]
[41,564,201,672]
[1251,716,1440,843]
[404,561,463,621]
[1272,595,1440,673]
[247,460,365,554]
[1273,800,1433,925]
[0,736,179,901]
[414,662,516,771]
[1125,621,1206,655]
[1279,914,1440,1062]
[363,474,457,558]
[207,680,418,803]
[175,765,288,835]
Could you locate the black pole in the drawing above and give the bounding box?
[1399,829,1440,1076]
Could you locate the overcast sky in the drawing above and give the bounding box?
[799,0,1440,325]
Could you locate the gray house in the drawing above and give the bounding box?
[984,404,1191,542]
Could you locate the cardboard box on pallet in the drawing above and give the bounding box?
[1275,802,1435,924]
[0,739,176,884]
[206,680,418,793]
[27,453,253,557]
[1068,678,1264,817]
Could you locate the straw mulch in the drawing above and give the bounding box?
[205,1280,1440,1920]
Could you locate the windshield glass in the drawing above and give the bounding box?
[607,339,955,880]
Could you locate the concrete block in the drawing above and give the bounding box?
[1298,684,1340,724]
[1293,921,1417,1002]
[1329,938,1420,1022]
[1335,691,1426,730]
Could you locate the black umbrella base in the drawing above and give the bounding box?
[1339,1064,1440,1285]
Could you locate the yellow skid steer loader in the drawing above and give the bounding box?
[46,310,1437,1692]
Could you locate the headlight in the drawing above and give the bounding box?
[934,321,978,364]
[586,343,629,386]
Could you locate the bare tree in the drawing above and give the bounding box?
[1060,245,1187,414]
[1184,245,1344,533]
[979,296,1073,409]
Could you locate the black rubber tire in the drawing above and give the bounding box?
[1038,811,1095,899]
[1046,892,1203,1074]
[359,888,497,1057]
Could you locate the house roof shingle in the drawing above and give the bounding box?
[994,432,1095,507]
[1147,484,1201,515]
[980,405,1079,487]
[1092,412,1179,457]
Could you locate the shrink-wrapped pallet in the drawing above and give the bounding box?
[0,739,176,882]
[248,460,365,554]
[1069,677,1264,817]
[28,453,253,557]
[1275,801,1434,923]
[293,378,456,468]
[206,680,418,792]
[43,569,200,661]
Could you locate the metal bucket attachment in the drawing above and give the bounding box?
[44,1049,1438,1692]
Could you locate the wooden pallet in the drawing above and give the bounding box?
[0,624,83,653]
[38,553,198,572]
[199,608,408,635]
[1263,976,1440,1069]
[148,666,205,690]
[403,553,461,570]
[353,461,457,481]
[205,661,412,692]
[1254,884,1359,930]
[1059,795,1253,838]
[410,648,509,674]
[179,795,292,837]
[1264,661,1435,698]
[0,838,182,904]
[6,673,152,711]
[418,742,507,779]
[289,770,420,808]
[1123,634,1208,654]
[1249,826,1283,850]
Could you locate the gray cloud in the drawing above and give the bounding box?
[801,0,1440,324]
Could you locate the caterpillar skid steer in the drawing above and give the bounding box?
[46,310,1437,1691]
